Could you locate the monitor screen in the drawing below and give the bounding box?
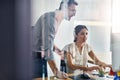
[111,33,120,72]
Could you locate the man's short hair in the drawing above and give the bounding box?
[59,0,78,10]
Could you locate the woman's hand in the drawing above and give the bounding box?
[99,62,112,69]
[87,66,101,71]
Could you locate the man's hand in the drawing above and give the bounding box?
[54,47,62,55]
[56,71,68,79]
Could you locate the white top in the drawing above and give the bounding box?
[63,42,92,73]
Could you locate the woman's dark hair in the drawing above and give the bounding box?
[74,25,88,42]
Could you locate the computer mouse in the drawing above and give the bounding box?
[80,73,91,79]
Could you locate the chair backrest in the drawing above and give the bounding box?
[60,51,68,73]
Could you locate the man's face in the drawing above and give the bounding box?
[67,4,76,20]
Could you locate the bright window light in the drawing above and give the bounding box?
[112,0,120,33]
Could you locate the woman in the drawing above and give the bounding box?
[63,25,111,73]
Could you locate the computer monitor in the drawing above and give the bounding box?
[111,33,120,72]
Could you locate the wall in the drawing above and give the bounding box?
[31,0,61,26]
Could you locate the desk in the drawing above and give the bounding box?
[33,74,114,80]
[33,77,72,80]
[33,73,73,80]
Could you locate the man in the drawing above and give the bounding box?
[32,0,78,79]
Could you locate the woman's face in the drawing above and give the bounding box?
[76,28,88,43]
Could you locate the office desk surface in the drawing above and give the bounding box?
[33,76,113,80]
[33,77,72,80]
[33,73,114,80]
